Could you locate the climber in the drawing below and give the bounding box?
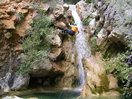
[62,23,79,36]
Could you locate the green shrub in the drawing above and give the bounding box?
[83,15,94,26]
[16,12,26,22]
[84,0,95,3]
[103,52,132,97]
[90,36,100,55]
[17,10,54,75]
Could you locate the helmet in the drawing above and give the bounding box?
[73,23,77,25]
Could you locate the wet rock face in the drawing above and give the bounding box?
[82,54,120,96]
[82,55,109,95]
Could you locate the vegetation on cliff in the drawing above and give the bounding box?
[17,10,54,75]
[82,0,132,97]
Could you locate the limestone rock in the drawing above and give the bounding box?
[107,74,118,90]
[89,19,96,34]
[76,0,91,19]
[0,20,15,29]
[0,9,10,19]
[48,35,62,47]
[14,44,23,52]
[64,10,72,18]
[7,7,16,14]
[0,0,10,6]
[97,29,108,38]
[63,4,69,11]
[26,97,38,99]
[2,96,23,99]
[54,21,66,29]
[82,55,109,95]
[11,75,29,90]
[49,48,62,61]
[101,91,120,97]
[53,5,64,18]
[108,29,127,45]
[4,32,12,39]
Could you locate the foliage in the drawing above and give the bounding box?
[103,52,132,97]
[83,15,93,26]
[64,0,80,4]
[90,36,100,55]
[16,12,26,22]
[84,0,95,3]
[83,17,90,26]
[17,10,54,75]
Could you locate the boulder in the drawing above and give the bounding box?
[107,74,118,90]
[49,48,62,61]
[26,97,38,99]
[97,29,108,38]
[76,0,90,19]
[47,35,62,47]
[82,56,109,95]
[0,9,10,19]
[63,4,69,11]
[11,75,29,90]
[0,0,10,6]
[0,81,10,95]
[89,19,96,35]
[53,5,64,18]
[108,28,127,45]
[54,21,66,29]
[64,10,72,18]
[0,20,15,29]
[101,91,120,97]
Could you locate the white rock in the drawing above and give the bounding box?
[11,75,29,90]
[97,29,108,38]
[2,96,23,99]
[63,4,69,11]
[89,19,96,30]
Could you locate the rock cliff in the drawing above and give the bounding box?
[0,0,78,95]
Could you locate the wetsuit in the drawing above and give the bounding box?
[62,25,78,36]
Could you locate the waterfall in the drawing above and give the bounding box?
[69,5,91,90]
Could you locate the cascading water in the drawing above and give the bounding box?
[69,5,91,90]
[19,4,92,99]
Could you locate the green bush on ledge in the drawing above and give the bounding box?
[17,10,54,75]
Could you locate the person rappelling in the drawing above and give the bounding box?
[62,23,79,36]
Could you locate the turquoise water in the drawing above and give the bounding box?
[20,90,80,99]
[21,93,132,99]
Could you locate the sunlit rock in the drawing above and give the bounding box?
[107,74,118,90]
[0,0,10,6]
[49,48,62,61]
[82,55,109,96]
[63,4,69,11]
[47,35,62,47]
[54,21,66,29]
[0,20,15,29]
[101,91,120,97]
[89,19,96,35]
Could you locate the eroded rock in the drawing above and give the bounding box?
[53,5,64,19]
[11,75,29,90]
